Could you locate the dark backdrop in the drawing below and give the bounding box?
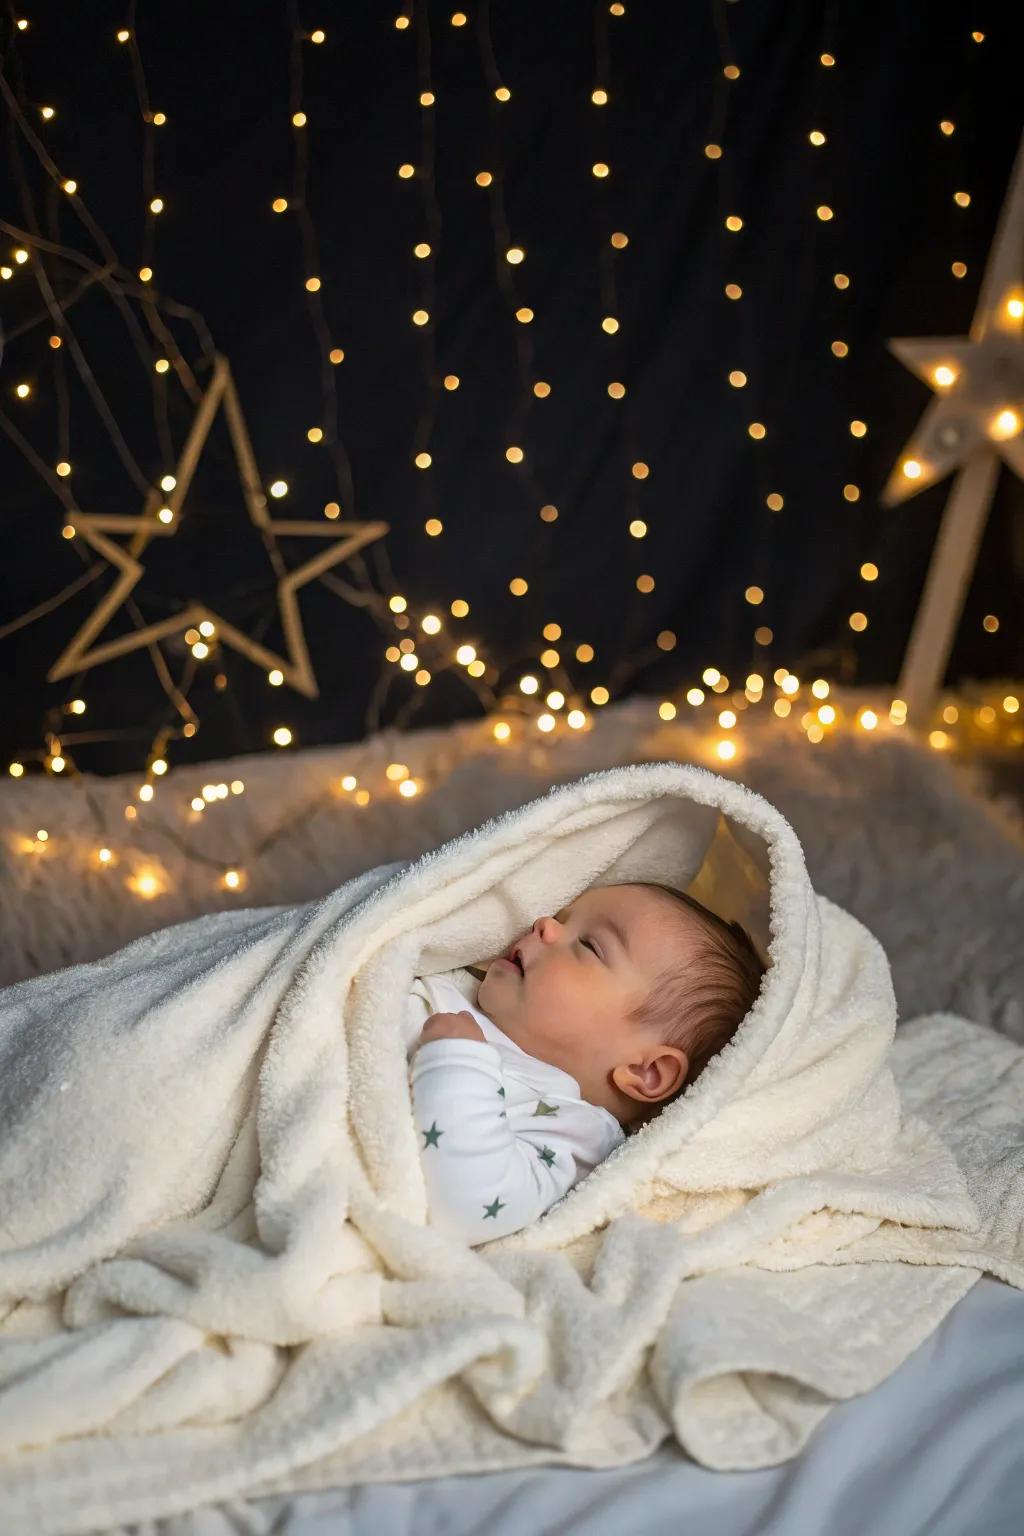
[2,0,1022,776]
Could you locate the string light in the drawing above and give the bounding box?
[0,0,1015,859]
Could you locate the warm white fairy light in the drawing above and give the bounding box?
[128,871,164,900]
[989,408,1021,440]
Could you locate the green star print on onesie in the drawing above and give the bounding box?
[534,1100,559,1116]
[421,1121,443,1148]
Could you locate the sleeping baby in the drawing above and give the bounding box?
[405,880,766,1243]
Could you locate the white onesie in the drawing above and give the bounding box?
[404,969,625,1244]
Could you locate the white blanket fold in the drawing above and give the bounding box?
[1,760,1021,1535]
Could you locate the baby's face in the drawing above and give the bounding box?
[476,884,691,1097]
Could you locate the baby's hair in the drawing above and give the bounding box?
[623,881,767,1129]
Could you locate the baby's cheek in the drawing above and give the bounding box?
[526,1001,575,1042]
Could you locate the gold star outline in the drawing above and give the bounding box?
[48,354,388,698]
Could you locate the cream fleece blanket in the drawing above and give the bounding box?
[1,760,1021,1535]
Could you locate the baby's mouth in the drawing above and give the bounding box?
[502,948,524,974]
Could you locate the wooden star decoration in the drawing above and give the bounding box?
[882,129,1024,720]
[48,353,388,699]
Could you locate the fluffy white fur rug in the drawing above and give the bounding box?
[2,695,1021,1043]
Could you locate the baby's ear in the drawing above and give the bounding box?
[648,1046,688,1101]
[612,1046,687,1105]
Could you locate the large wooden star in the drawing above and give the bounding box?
[48,353,387,699]
[882,130,1024,719]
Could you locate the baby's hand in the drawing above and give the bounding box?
[417,1010,486,1048]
